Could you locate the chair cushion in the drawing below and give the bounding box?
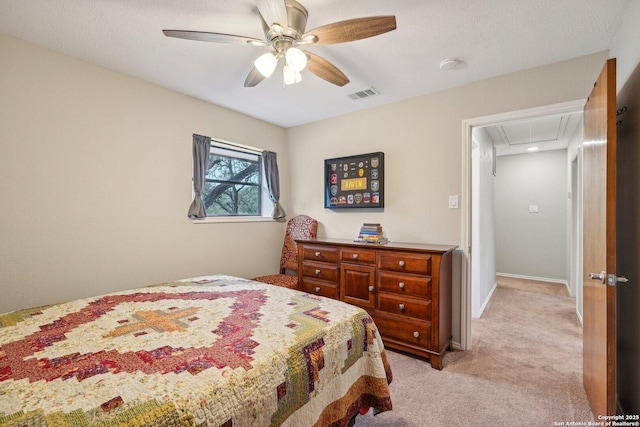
[252,274,300,290]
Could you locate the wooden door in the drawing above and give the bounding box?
[582,58,617,417]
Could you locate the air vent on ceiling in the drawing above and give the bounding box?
[347,87,380,101]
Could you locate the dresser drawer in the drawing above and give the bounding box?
[301,278,339,299]
[301,261,339,282]
[378,271,432,298]
[377,252,432,275]
[302,245,339,263]
[373,314,432,349]
[340,248,376,265]
[378,292,431,321]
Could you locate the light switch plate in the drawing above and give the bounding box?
[449,195,459,209]
[529,205,539,213]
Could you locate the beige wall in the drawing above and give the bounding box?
[495,150,568,281]
[286,52,607,245]
[286,51,609,344]
[0,29,611,344]
[0,33,287,314]
[610,0,640,92]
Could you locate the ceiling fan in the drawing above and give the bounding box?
[163,0,396,88]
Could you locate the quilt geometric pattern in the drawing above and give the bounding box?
[0,275,392,426]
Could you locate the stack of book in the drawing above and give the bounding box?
[354,223,388,244]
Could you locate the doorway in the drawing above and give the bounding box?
[460,99,586,350]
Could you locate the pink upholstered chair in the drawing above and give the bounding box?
[252,214,318,289]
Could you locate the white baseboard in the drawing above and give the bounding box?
[475,281,498,319]
[576,308,583,326]
[451,341,462,351]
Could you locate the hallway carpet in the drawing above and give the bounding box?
[355,282,592,426]
[495,274,570,296]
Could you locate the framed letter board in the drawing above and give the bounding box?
[324,152,384,209]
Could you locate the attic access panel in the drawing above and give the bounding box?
[324,152,384,209]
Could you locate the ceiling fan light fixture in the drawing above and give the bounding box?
[164,2,397,88]
[283,65,302,85]
[271,24,285,36]
[255,52,278,77]
[299,34,318,45]
[285,47,307,72]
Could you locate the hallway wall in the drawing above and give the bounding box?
[495,150,568,281]
[471,127,496,317]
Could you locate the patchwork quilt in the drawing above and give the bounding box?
[0,275,392,426]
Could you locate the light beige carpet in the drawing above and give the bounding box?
[355,284,592,426]
[495,275,570,296]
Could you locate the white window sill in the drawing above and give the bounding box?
[191,216,275,224]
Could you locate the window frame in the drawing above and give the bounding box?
[191,140,275,223]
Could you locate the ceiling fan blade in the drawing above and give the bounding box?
[163,30,266,46]
[244,67,267,87]
[302,16,396,45]
[255,0,288,32]
[304,52,349,87]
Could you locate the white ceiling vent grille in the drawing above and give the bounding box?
[347,87,380,101]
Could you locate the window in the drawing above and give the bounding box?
[202,143,262,217]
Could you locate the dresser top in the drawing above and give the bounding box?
[296,237,457,254]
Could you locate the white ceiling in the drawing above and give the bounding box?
[487,112,583,156]
[0,0,630,128]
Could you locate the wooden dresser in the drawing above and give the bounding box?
[297,237,456,370]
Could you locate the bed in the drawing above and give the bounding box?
[0,275,392,426]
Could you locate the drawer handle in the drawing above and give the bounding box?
[315,251,321,257]
[398,282,405,289]
[368,286,374,292]
[399,260,405,267]
[399,304,405,311]
[352,253,359,259]
[315,269,321,275]
[413,331,420,338]
[315,287,321,293]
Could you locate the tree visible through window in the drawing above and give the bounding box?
[202,145,261,216]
